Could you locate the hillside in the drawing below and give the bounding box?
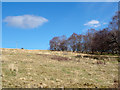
[2,48,119,88]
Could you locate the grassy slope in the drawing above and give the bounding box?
[2,48,118,88]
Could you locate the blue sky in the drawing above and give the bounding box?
[2,2,118,50]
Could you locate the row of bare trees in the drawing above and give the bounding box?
[49,11,120,55]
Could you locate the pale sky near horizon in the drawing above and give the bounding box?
[2,2,118,50]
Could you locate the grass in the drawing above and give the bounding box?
[2,48,118,88]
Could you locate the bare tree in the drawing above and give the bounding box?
[49,36,61,51]
[76,34,82,52]
[49,35,68,51]
[108,11,120,54]
[92,28,110,54]
[67,33,78,52]
[59,35,68,51]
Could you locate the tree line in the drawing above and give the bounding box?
[49,11,120,55]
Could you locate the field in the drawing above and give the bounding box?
[1,48,119,88]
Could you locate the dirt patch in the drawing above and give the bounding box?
[51,55,72,61]
[36,54,72,61]
[36,54,51,57]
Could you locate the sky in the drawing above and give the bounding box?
[2,2,118,50]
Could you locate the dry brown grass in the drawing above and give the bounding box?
[2,48,118,88]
